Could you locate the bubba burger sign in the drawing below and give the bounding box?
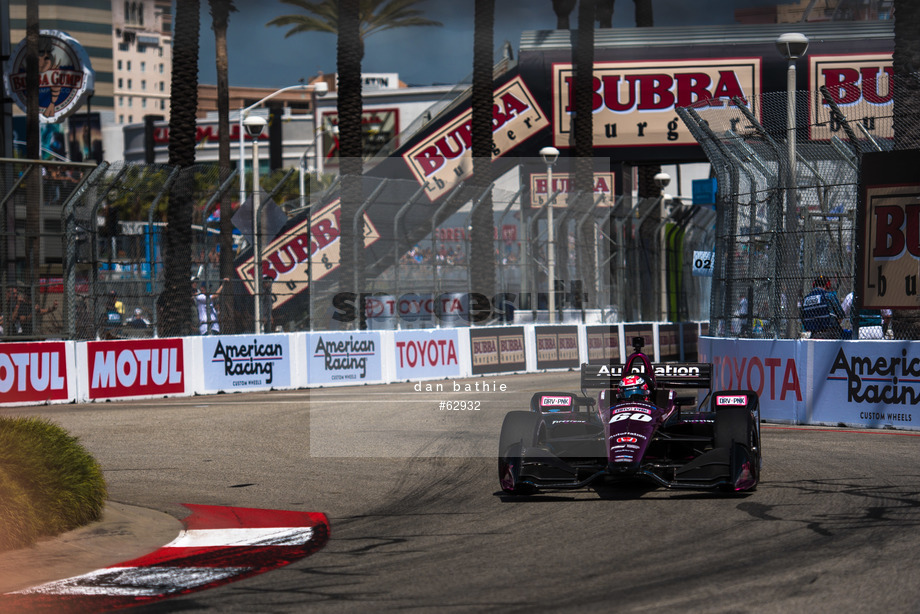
[552,58,761,148]
[403,75,549,201]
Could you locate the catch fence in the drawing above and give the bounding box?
[676,73,920,340]
[1,157,714,341]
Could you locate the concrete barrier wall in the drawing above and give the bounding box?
[4,326,916,431]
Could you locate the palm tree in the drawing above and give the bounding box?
[209,0,236,280]
[891,0,920,339]
[573,0,596,311]
[267,0,442,40]
[337,0,363,325]
[267,0,441,326]
[158,0,201,336]
[25,0,39,319]
[470,0,495,304]
[209,0,237,332]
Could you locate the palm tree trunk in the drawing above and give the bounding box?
[159,0,200,336]
[210,0,235,332]
[470,0,496,303]
[573,0,596,311]
[209,1,233,277]
[891,0,920,338]
[25,0,39,309]
[337,0,364,327]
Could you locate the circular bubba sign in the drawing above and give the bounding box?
[3,30,94,123]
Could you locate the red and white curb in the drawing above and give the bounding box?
[1,504,329,612]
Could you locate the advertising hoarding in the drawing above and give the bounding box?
[393,329,461,380]
[469,326,526,375]
[534,325,580,370]
[86,338,184,400]
[201,335,291,391]
[308,332,382,384]
[0,341,69,404]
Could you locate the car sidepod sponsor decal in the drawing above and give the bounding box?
[2,504,329,612]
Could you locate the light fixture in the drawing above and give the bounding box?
[775,32,809,60]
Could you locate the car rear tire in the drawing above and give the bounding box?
[498,411,543,495]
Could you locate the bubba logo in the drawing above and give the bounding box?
[403,76,549,201]
[553,58,761,148]
[530,172,615,208]
[234,199,380,308]
[861,186,920,310]
[616,436,638,443]
[716,395,747,406]
[809,54,893,141]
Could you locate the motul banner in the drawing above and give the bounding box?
[0,342,69,404]
[86,338,185,400]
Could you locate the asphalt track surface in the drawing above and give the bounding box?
[4,371,920,613]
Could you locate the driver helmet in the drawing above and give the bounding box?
[618,374,650,402]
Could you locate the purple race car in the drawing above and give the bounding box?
[498,337,761,494]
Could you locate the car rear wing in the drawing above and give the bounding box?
[581,362,712,391]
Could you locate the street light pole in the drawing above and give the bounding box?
[776,33,809,336]
[237,82,329,208]
[540,147,560,323]
[244,115,268,334]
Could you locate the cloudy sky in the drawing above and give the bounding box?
[197,0,773,89]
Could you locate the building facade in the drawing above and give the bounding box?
[111,0,172,124]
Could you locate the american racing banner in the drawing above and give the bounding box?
[403,75,549,201]
[812,341,919,429]
[307,332,382,385]
[535,325,580,370]
[86,338,185,400]
[551,58,762,148]
[201,335,291,392]
[393,329,461,380]
[0,341,69,404]
[858,151,920,311]
[809,53,892,142]
[469,326,526,375]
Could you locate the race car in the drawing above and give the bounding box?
[498,337,761,494]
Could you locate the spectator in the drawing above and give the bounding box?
[841,291,888,340]
[192,277,221,335]
[127,307,151,329]
[99,290,123,337]
[801,276,844,339]
[7,286,29,334]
